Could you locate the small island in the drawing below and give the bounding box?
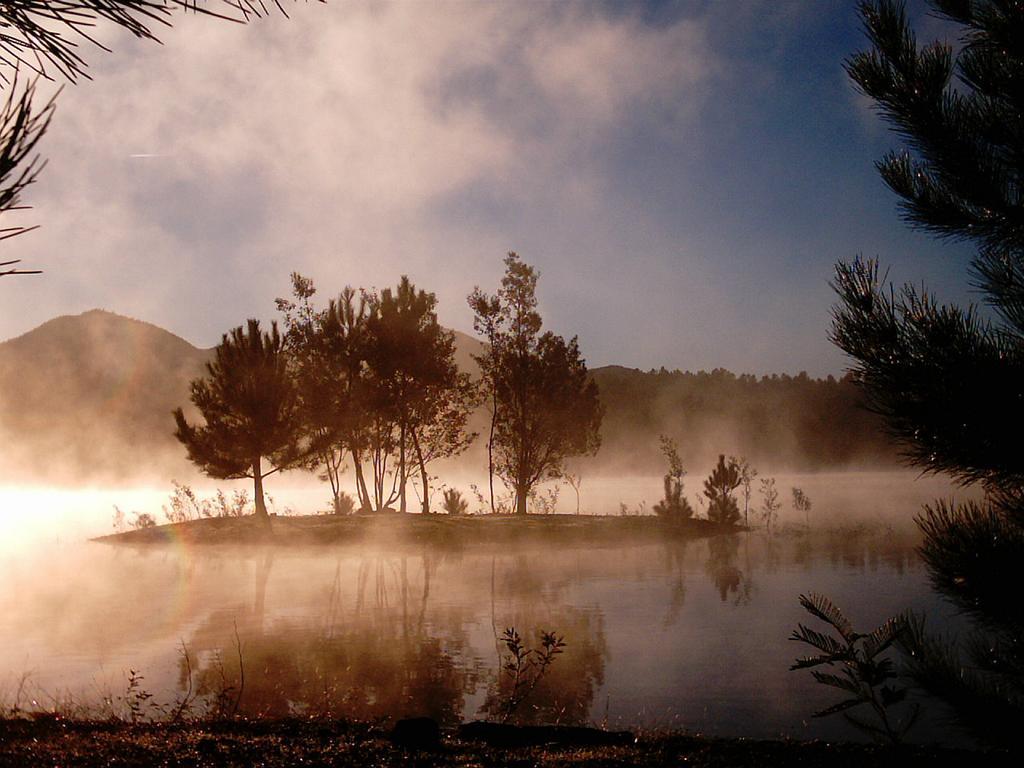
[95,511,742,548]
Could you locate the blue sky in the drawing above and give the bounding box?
[0,0,976,376]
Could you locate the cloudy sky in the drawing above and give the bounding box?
[0,0,974,376]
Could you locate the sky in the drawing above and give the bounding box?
[0,0,977,377]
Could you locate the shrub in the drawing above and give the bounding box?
[653,436,694,520]
[442,488,468,515]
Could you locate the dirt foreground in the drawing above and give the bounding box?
[0,718,1012,768]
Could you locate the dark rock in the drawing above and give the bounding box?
[390,717,441,750]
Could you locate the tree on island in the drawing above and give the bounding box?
[364,276,477,513]
[702,454,741,525]
[174,319,310,520]
[278,275,373,513]
[278,273,477,514]
[728,455,757,526]
[469,253,603,515]
[653,435,693,520]
[833,0,1024,745]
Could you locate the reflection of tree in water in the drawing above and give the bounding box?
[479,607,607,726]
[704,535,752,604]
[495,552,575,602]
[182,552,479,725]
[660,541,689,629]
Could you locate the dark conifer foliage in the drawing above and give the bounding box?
[173,319,309,519]
[0,2,271,83]
[702,454,741,525]
[834,0,1024,745]
[469,253,602,516]
[0,73,54,247]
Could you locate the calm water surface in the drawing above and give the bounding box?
[0,474,971,742]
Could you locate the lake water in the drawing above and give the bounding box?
[0,473,974,743]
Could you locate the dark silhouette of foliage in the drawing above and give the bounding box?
[0,2,280,83]
[833,0,1024,745]
[562,470,583,515]
[173,319,310,519]
[490,627,565,724]
[703,454,741,525]
[0,257,39,274]
[790,593,917,744]
[653,435,693,520]
[278,274,476,514]
[278,275,374,513]
[365,276,477,514]
[0,74,54,248]
[441,488,468,516]
[479,605,606,727]
[469,253,602,516]
[759,477,780,534]
[792,486,812,527]
[704,535,746,603]
[729,455,757,526]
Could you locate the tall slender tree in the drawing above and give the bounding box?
[277,275,371,513]
[469,253,603,515]
[833,0,1024,745]
[173,319,309,520]
[365,276,477,513]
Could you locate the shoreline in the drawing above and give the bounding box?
[94,512,743,547]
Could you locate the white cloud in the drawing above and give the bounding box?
[1,1,720,354]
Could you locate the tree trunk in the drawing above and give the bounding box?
[411,426,429,514]
[487,389,497,514]
[515,485,528,516]
[252,458,269,519]
[399,422,407,514]
[325,450,342,514]
[352,447,371,511]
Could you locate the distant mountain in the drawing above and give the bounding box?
[0,310,212,482]
[0,310,896,484]
[0,310,486,483]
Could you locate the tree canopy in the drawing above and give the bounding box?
[173,318,309,519]
[469,253,602,515]
[277,273,477,514]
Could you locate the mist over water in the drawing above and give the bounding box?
[0,472,974,741]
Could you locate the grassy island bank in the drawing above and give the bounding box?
[94,513,742,548]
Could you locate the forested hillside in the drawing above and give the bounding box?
[590,366,897,474]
